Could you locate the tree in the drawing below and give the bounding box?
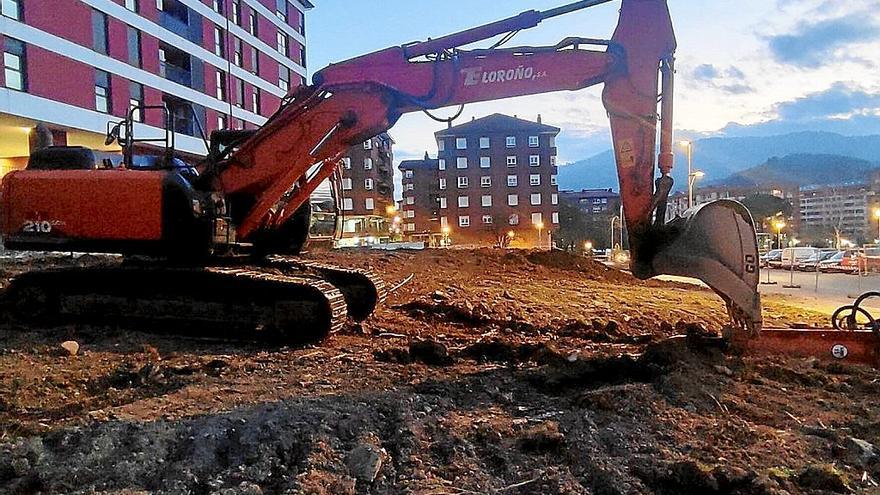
[553,200,612,252]
[741,194,793,224]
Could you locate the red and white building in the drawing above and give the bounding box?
[0,0,311,176]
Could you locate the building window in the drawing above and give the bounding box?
[2,0,23,20]
[92,10,108,55]
[405,210,415,219]
[342,157,351,169]
[509,214,519,225]
[530,174,541,186]
[456,137,467,150]
[551,193,558,205]
[406,196,414,205]
[438,139,445,152]
[406,184,413,191]
[234,78,244,107]
[125,0,139,12]
[481,176,491,188]
[508,194,518,207]
[217,114,228,130]
[440,216,448,228]
[231,0,241,24]
[364,157,373,170]
[551,175,557,186]
[439,178,447,190]
[530,193,542,206]
[365,198,374,210]
[363,178,374,191]
[458,196,470,208]
[3,38,26,91]
[480,157,491,168]
[507,156,517,167]
[216,70,227,100]
[550,156,557,166]
[250,46,260,74]
[552,212,560,224]
[529,136,539,148]
[277,31,289,56]
[233,37,243,66]
[456,157,468,169]
[481,195,492,207]
[94,70,111,114]
[275,0,288,21]
[405,223,416,232]
[212,0,223,14]
[506,136,516,148]
[459,216,470,228]
[364,140,372,149]
[279,66,290,91]
[530,155,540,167]
[458,176,469,189]
[341,177,352,190]
[342,198,353,211]
[481,215,493,225]
[439,197,447,209]
[129,82,144,122]
[479,137,490,149]
[248,12,258,36]
[404,170,413,179]
[438,159,446,171]
[507,175,517,187]
[532,213,543,225]
[126,27,142,68]
[214,27,225,57]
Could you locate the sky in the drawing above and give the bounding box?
[307,0,880,167]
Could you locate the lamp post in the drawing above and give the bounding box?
[535,221,545,249]
[680,141,695,208]
[874,208,880,242]
[610,215,621,250]
[774,220,786,250]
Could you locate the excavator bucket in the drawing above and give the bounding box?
[641,200,763,335]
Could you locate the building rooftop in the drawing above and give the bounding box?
[560,188,620,198]
[435,113,560,137]
[399,157,439,171]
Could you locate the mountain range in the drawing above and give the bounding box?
[557,131,880,191]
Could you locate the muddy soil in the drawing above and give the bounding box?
[0,248,877,494]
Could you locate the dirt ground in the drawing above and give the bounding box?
[0,248,878,494]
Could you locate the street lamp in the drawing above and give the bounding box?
[680,140,695,208]
[874,208,880,241]
[535,221,545,249]
[688,170,705,209]
[584,241,593,256]
[774,220,786,250]
[441,226,451,247]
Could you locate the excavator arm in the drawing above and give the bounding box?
[217,0,762,334]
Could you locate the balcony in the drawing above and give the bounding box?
[160,63,192,87]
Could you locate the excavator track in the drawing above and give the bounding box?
[1,265,348,345]
[264,256,387,322]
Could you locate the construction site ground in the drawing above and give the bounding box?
[0,248,878,494]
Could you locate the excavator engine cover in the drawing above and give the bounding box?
[645,200,762,334]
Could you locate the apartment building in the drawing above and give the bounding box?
[666,184,801,232]
[338,132,395,245]
[401,114,560,247]
[561,188,620,217]
[800,181,876,240]
[0,0,311,176]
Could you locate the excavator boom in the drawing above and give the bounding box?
[219,0,761,333]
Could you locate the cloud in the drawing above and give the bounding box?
[776,82,880,120]
[689,64,754,95]
[767,14,880,67]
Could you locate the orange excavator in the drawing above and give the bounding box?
[0,0,766,346]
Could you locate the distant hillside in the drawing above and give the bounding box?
[557,131,880,191]
[715,154,879,188]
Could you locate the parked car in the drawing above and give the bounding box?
[780,247,820,269]
[818,251,846,273]
[761,249,783,268]
[797,250,840,271]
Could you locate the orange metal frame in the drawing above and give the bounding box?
[743,329,880,367]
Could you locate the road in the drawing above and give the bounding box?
[657,268,880,321]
